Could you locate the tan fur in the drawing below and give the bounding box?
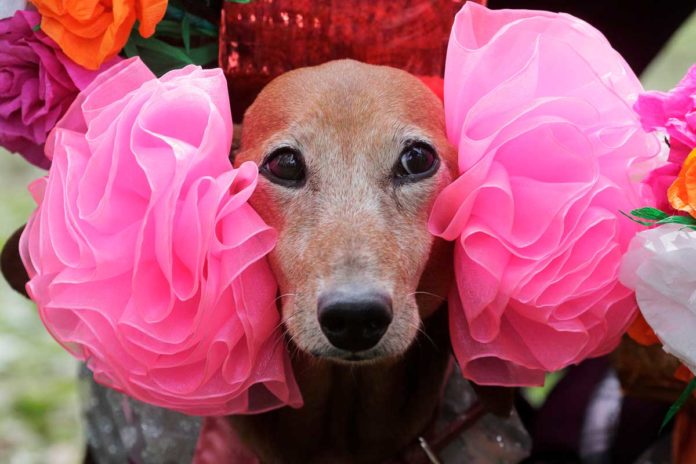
[233,60,458,462]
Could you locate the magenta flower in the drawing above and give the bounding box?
[635,65,696,211]
[0,10,110,168]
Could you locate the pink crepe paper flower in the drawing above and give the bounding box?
[20,57,302,415]
[642,161,682,213]
[429,3,661,386]
[0,10,114,169]
[635,65,696,211]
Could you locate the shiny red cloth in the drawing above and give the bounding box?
[219,0,484,120]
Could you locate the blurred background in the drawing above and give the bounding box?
[0,151,81,463]
[1,6,696,464]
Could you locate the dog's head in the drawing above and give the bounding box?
[235,60,456,363]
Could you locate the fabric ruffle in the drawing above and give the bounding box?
[20,57,301,415]
[429,3,661,386]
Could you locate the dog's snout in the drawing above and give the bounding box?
[318,290,393,352]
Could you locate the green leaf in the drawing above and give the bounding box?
[123,39,139,58]
[620,210,653,227]
[131,34,193,66]
[181,15,191,54]
[226,0,253,3]
[156,20,184,37]
[656,215,696,226]
[164,5,219,35]
[661,377,696,432]
[155,19,218,41]
[187,43,219,66]
[32,24,41,32]
[630,207,669,221]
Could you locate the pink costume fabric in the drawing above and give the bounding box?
[20,57,301,415]
[429,3,661,386]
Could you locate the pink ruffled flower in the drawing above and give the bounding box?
[635,65,696,211]
[429,3,661,386]
[642,161,682,212]
[0,10,113,168]
[635,64,696,163]
[20,58,302,415]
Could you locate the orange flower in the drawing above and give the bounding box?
[29,0,167,70]
[669,148,696,218]
[627,312,660,346]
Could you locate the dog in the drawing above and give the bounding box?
[229,59,461,463]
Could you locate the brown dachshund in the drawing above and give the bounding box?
[230,59,459,463]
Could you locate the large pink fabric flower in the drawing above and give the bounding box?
[429,3,661,386]
[0,10,111,168]
[20,57,302,415]
[635,65,696,211]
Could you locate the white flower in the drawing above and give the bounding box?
[620,224,696,373]
[0,1,27,20]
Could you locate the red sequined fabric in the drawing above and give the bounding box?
[219,0,486,121]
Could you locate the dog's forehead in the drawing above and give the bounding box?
[241,60,445,152]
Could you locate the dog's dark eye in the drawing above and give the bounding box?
[395,143,438,182]
[261,148,306,187]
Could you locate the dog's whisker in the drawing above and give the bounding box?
[278,311,303,334]
[406,320,437,350]
[274,292,297,304]
[406,291,446,302]
[269,295,300,333]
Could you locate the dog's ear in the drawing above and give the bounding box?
[1,226,29,298]
[230,122,244,165]
[470,383,515,417]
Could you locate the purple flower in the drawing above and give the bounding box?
[0,10,113,168]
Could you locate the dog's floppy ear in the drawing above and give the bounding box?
[1,226,29,298]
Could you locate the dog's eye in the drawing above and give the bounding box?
[395,143,438,182]
[261,148,306,187]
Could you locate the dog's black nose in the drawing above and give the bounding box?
[318,290,393,352]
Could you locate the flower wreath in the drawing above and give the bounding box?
[2,0,694,420]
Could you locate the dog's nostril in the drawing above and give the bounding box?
[320,313,345,333]
[318,291,393,352]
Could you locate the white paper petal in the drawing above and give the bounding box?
[0,0,27,20]
[620,224,696,372]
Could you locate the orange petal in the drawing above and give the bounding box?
[669,148,696,218]
[30,0,137,70]
[136,0,168,38]
[627,313,660,346]
[675,364,695,383]
[673,411,696,463]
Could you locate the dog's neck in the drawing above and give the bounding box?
[230,307,451,464]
